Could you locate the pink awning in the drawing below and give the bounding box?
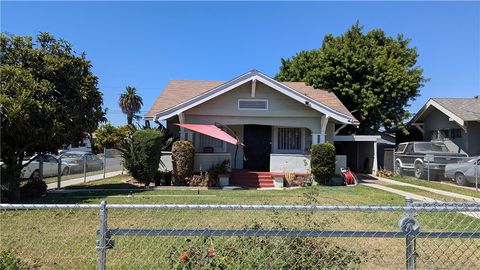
[175,123,241,145]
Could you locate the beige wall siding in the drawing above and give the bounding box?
[326,122,335,143]
[186,81,323,118]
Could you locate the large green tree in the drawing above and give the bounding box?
[94,123,129,149]
[0,33,105,201]
[275,23,428,134]
[119,86,143,125]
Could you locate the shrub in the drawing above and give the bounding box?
[311,143,336,185]
[19,178,47,201]
[154,170,172,186]
[121,129,165,186]
[188,172,210,187]
[207,160,229,187]
[172,141,195,185]
[377,168,393,177]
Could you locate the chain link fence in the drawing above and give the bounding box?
[1,200,479,269]
[22,148,124,189]
[393,152,479,191]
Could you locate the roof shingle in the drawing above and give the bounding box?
[433,98,480,121]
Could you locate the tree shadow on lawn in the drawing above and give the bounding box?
[28,182,150,204]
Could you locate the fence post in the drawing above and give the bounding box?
[476,158,478,192]
[103,147,107,179]
[427,158,430,182]
[57,157,62,190]
[38,153,44,181]
[405,197,416,270]
[84,155,87,183]
[97,200,108,270]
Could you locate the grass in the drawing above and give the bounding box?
[383,184,468,202]
[2,175,479,269]
[386,175,480,199]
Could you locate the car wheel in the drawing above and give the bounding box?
[394,161,402,175]
[455,172,468,186]
[62,167,70,176]
[414,162,425,179]
[30,170,40,180]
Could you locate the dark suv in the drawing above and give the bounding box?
[394,142,467,179]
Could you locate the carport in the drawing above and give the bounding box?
[334,135,395,174]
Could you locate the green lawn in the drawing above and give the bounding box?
[383,184,468,202]
[386,175,480,199]
[2,175,478,269]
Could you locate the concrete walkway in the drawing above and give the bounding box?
[47,170,124,190]
[361,179,479,219]
[439,181,480,192]
[365,175,479,202]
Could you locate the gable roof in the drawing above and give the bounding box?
[145,70,358,124]
[432,98,480,122]
[410,97,480,127]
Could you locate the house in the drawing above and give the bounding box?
[408,97,480,156]
[145,70,358,186]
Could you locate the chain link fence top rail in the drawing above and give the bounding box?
[1,201,479,269]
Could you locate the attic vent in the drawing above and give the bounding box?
[238,99,268,110]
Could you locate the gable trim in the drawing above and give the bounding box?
[153,70,358,125]
[410,99,465,127]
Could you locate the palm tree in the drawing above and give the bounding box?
[119,86,143,125]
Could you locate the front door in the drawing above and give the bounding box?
[243,125,271,171]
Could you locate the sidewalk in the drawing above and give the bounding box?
[360,177,479,219]
[47,170,124,190]
[364,175,479,202]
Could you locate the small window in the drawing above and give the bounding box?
[238,99,268,110]
[277,128,301,151]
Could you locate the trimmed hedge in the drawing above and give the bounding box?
[311,143,336,185]
[171,141,195,185]
[123,129,164,186]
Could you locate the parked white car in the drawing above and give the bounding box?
[20,154,70,179]
[444,157,480,186]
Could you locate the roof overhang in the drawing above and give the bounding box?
[153,70,358,125]
[334,135,381,142]
[409,99,465,127]
[334,135,395,145]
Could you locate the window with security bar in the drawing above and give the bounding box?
[277,128,302,151]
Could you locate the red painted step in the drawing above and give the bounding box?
[230,171,275,188]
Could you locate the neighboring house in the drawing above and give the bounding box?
[145,70,358,183]
[408,97,480,156]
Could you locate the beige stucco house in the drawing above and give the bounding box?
[145,70,358,185]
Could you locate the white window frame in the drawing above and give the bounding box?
[237,99,269,111]
[272,127,305,154]
[194,133,227,153]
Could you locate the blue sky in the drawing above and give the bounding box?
[2,1,479,126]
